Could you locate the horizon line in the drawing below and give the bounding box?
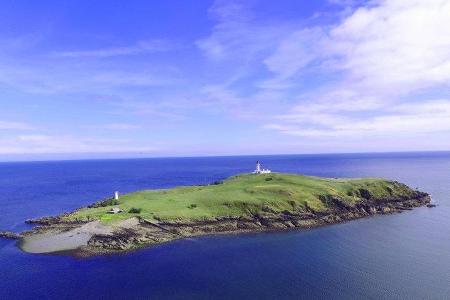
[1,150,449,164]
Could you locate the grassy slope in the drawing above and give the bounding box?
[65,173,418,223]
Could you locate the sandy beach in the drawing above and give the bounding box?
[20,218,139,254]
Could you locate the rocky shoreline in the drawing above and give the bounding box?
[4,192,431,257]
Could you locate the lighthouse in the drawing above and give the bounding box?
[256,161,262,173]
[253,161,271,174]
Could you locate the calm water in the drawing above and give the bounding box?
[1,153,449,299]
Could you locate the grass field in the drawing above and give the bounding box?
[65,173,417,223]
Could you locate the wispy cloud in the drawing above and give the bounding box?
[262,28,325,84]
[196,0,290,65]
[1,134,159,154]
[198,0,450,149]
[0,62,180,95]
[91,71,178,87]
[1,0,450,156]
[265,99,450,137]
[55,40,176,58]
[108,100,187,120]
[199,84,286,120]
[100,123,141,130]
[0,121,34,130]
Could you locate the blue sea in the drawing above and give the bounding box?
[1,152,450,299]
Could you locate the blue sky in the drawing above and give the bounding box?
[1,0,449,160]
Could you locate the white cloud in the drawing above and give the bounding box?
[260,0,450,146]
[265,99,450,137]
[261,0,450,94]
[194,0,450,152]
[328,0,450,93]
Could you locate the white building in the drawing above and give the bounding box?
[253,161,271,174]
[108,207,123,214]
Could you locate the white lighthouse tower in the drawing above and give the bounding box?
[255,161,262,173]
[253,161,271,174]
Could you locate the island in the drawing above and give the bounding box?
[1,173,431,256]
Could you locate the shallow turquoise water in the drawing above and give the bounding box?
[1,153,449,299]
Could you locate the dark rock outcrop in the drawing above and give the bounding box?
[25,215,88,225]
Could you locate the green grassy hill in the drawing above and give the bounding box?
[65,173,420,223]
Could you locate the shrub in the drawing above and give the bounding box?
[128,207,142,214]
[288,200,296,207]
[265,177,273,181]
[386,186,393,194]
[110,199,119,206]
[89,198,119,208]
[187,204,197,209]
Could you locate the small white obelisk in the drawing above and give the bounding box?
[114,191,119,200]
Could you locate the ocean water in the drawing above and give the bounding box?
[0,152,449,299]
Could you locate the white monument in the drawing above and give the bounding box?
[114,191,119,200]
[253,161,271,174]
